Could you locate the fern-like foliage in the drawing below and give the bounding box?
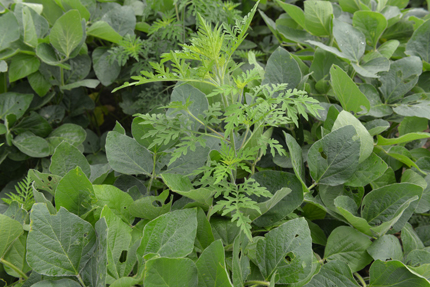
[108,35,148,66]
[2,175,34,211]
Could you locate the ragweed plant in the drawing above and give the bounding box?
[2,175,34,211]
[115,2,322,239]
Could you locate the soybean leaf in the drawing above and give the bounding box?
[49,10,83,58]
[377,133,430,146]
[333,18,366,62]
[55,167,94,216]
[3,233,31,278]
[262,47,302,90]
[12,131,50,158]
[100,6,135,37]
[256,217,313,284]
[137,209,197,258]
[379,56,423,103]
[31,279,81,287]
[359,84,392,118]
[324,226,373,272]
[377,40,400,58]
[8,54,40,82]
[304,260,359,287]
[92,47,121,86]
[195,208,215,252]
[128,190,172,220]
[393,100,430,120]
[0,93,33,120]
[332,111,373,163]
[196,240,233,287]
[210,217,241,246]
[144,258,198,287]
[0,12,20,48]
[345,153,388,187]
[367,235,403,261]
[36,43,71,68]
[353,11,387,49]
[330,65,370,114]
[105,131,153,176]
[46,123,86,150]
[369,260,430,286]
[87,21,122,43]
[309,48,345,82]
[402,223,425,256]
[308,125,360,186]
[364,119,390,136]
[0,214,23,258]
[399,117,428,136]
[362,183,422,233]
[251,171,302,226]
[81,218,108,287]
[284,132,306,189]
[275,0,305,29]
[93,185,134,224]
[406,19,430,65]
[26,203,96,276]
[50,141,91,177]
[303,1,333,37]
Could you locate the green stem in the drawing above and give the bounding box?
[147,153,157,195]
[76,274,86,287]
[186,110,226,139]
[308,182,317,191]
[239,125,250,150]
[354,272,367,287]
[60,66,64,86]
[244,280,270,286]
[0,258,28,280]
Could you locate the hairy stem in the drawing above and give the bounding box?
[76,274,86,287]
[354,272,367,287]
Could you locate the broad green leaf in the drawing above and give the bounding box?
[55,167,94,216]
[353,11,387,49]
[309,48,345,82]
[362,183,422,233]
[162,173,215,206]
[333,18,366,62]
[345,153,388,187]
[367,235,403,261]
[338,0,361,13]
[100,206,134,281]
[359,84,392,118]
[27,203,96,276]
[275,0,305,28]
[416,175,430,214]
[379,145,427,174]
[110,277,141,287]
[0,12,20,48]
[61,79,100,90]
[251,171,303,226]
[304,260,360,287]
[61,0,90,21]
[196,240,233,287]
[100,6,135,37]
[377,133,430,146]
[262,47,302,90]
[92,47,120,86]
[50,10,83,58]
[87,21,122,43]
[22,6,37,47]
[256,218,312,284]
[81,218,108,287]
[243,188,291,222]
[210,217,241,246]
[31,279,81,287]
[12,131,50,158]
[369,260,430,286]
[308,125,360,185]
[334,195,373,236]
[399,117,428,136]
[195,208,215,252]
[3,233,31,278]
[379,56,422,103]
[406,19,430,66]
[377,39,400,58]
[364,119,390,136]
[129,190,172,220]
[50,141,91,177]
[330,65,370,114]
[0,93,33,120]
[13,111,52,137]
[324,226,373,272]
[144,258,198,287]
[352,55,390,78]
[28,71,51,97]
[332,111,373,163]
[32,185,57,215]
[138,209,197,258]
[46,123,87,150]
[0,214,23,258]
[303,1,332,37]
[106,131,153,176]
[162,145,210,179]
[402,223,425,256]
[36,43,71,69]
[0,60,7,72]
[393,100,430,120]
[284,132,306,189]
[93,185,134,224]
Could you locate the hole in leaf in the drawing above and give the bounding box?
[284,252,295,264]
[294,234,299,238]
[48,176,52,181]
[83,233,88,238]
[119,250,128,263]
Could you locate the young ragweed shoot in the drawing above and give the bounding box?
[2,175,34,211]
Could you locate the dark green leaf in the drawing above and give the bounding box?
[304,260,359,287]
[50,141,91,177]
[367,235,403,261]
[196,240,232,287]
[369,260,430,286]
[144,258,198,287]
[8,54,40,82]
[50,10,83,57]
[0,12,20,48]
[12,131,50,158]
[0,93,33,120]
